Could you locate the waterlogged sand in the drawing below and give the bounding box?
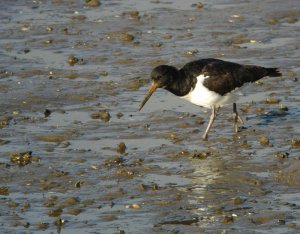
[0,0,300,233]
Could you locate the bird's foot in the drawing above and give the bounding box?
[202,133,209,141]
[233,123,239,133]
[233,112,244,133]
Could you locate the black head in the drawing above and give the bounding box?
[139,65,179,111]
[150,65,179,88]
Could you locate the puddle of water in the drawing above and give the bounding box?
[68,138,170,153]
[1,0,300,233]
[43,111,92,127]
[144,173,191,187]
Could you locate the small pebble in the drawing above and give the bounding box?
[274,151,289,159]
[85,0,101,7]
[99,71,108,76]
[117,142,126,154]
[90,110,111,122]
[126,203,140,209]
[193,151,210,159]
[0,186,9,195]
[68,55,79,66]
[116,112,123,119]
[232,197,244,205]
[291,139,300,148]
[35,222,49,230]
[48,208,63,217]
[44,109,51,117]
[195,2,204,8]
[260,137,269,146]
[120,33,134,42]
[265,18,278,25]
[265,98,280,104]
[278,104,288,111]
[10,151,32,166]
[221,215,234,224]
[286,17,297,24]
[58,141,71,148]
[129,10,140,20]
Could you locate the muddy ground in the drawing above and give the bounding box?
[0,0,300,233]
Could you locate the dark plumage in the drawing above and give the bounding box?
[139,58,281,139]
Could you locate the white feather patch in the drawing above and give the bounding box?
[181,74,240,108]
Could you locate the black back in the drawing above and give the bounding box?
[179,58,281,95]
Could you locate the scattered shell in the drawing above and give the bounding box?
[44,109,51,117]
[126,203,140,209]
[62,197,80,206]
[10,151,32,166]
[117,168,135,178]
[222,215,234,224]
[116,112,124,119]
[0,116,11,128]
[185,49,199,56]
[46,26,53,32]
[90,110,111,122]
[278,104,288,111]
[265,98,280,104]
[117,142,126,154]
[35,222,49,230]
[152,184,160,190]
[232,197,244,205]
[0,186,9,195]
[126,83,141,90]
[0,139,10,145]
[151,42,163,48]
[105,156,125,167]
[66,208,82,216]
[286,17,297,24]
[291,139,300,148]
[287,70,295,77]
[193,151,210,159]
[54,217,64,227]
[115,230,125,234]
[75,181,84,188]
[274,152,289,159]
[260,137,270,146]
[85,0,101,7]
[120,33,134,42]
[48,208,63,217]
[255,81,264,86]
[68,55,79,66]
[265,18,278,25]
[163,34,172,40]
[195,2,204,8]
[37,135,67,142]
[129,10,140,20]
[71,15,87,21]
[99,71,108,76]
[102,214,118,221]
[44,39,53,44]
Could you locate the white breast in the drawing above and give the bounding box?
[181,74,240,108]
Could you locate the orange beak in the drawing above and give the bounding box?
[139,82,159,111]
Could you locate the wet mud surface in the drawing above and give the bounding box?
[0,0,300,233]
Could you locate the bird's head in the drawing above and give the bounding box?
[139,65,178,111]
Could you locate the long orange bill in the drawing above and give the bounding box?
[139,82,159,111]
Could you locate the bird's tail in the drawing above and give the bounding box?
[266,68,281,77]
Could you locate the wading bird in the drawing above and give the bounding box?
[139,58,281,140]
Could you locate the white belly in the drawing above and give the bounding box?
[181,75,240,108]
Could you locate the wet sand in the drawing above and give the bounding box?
[0,0,300,233]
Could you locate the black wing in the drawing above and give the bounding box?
[201,61,280,95]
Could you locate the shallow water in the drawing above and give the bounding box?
[0,0,300,233]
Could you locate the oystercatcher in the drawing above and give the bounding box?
[139,58,281,140]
